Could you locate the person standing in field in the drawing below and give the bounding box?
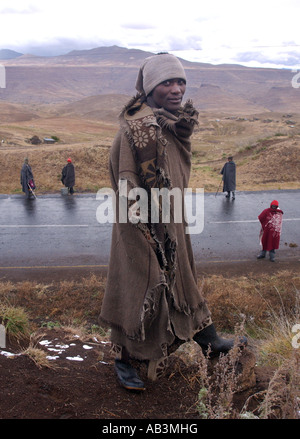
[100,53,247,392]
[61,157,75,194]
[220,156,236,200]
[257,200,283,262]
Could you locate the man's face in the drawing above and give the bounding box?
[150,78,186,112]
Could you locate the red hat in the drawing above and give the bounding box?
[67,158,72,162]
[270,200,279,207]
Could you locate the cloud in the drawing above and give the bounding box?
[235,52,271,64]
[235,48,300,68]
[120,22,156,31]
[166,35,202,51]
[0,5,40,14]
[0,0,299,69]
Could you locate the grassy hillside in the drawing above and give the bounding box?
[1,104,299,194]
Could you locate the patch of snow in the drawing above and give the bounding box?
[0,350,17,357]
[39,340,52,346]
[55,344,69,349]
[66,355,84,362]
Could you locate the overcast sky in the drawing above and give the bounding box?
[0,0,299,69]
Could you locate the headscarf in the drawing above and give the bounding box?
[135,53,186,96]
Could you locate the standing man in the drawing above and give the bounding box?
[61,158,75,194]
[220,156,236,200]
[100,53,247,392]
[20,158,35,199]
[257,200,283,262]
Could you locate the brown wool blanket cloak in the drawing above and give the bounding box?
[100,96,211,361]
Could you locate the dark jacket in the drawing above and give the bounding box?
[61,163,75,188]
[20,163,34,195]
[221,160,236,192]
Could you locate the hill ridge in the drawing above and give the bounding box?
[0,45,298,114]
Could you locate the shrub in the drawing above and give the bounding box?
[0,305,30,340]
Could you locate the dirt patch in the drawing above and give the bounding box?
[1,261,299,420]
[0,327,274,420]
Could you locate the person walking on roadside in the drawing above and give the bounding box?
[100,53,247,392]
[257,200,283,262]
[61,158,75,194]
[20,158,35,199]
[220,156,236,200]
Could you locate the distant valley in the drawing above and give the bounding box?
[0,46,299,196]
[0,45,298,115]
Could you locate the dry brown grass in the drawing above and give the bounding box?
[0,274,106,331]
[193,337,245,419]
[0,303,30,341]
[0,113,117,194]
[1,270,299,419]
[1,143,112,194]
[1,270,299,351]
[201,271,300,333]
[1,110,300,194]
[22,345,55,369]
[188,111,300,191]
[257,353,300,419]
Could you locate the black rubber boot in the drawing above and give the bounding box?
[114,359,145,391]
[269,250,275,262]
[193,324,247,356]
[257,250,266,259]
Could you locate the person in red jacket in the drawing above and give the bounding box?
[257,200,283,262]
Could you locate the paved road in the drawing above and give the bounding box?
[0,190,300,273]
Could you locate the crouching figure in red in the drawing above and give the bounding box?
[257,200,283,262]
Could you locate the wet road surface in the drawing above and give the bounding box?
[0,190,299,277]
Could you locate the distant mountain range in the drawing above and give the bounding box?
[0,49,23,60]
[0,46,298,114]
